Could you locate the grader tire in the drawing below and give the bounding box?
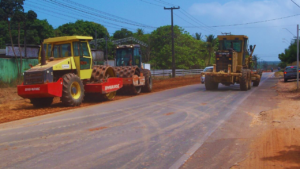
[91,65,117,101]
[205,75,218,90]
[30,97,53,107]
[141,69,152,93]
[61,73,85,106]
[240,69,248,91]
[253,80,260,87]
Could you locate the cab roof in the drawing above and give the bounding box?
[116,44,140,49]
[217,35,248,40]
[43,36,93,43]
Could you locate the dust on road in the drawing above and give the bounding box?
[0,75,201,124]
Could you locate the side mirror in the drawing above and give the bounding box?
[250,45,253,52]
[139,49,141,55]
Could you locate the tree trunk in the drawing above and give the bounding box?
[18,23,23,79]
[8,21,20,77]
[24,20,27,58]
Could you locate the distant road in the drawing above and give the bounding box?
[0,73,277,169]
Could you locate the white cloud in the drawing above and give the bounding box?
[189,0,300,26]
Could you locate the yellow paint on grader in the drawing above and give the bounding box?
[201,34,262,91]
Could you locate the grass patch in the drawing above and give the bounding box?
[274,72,284,78]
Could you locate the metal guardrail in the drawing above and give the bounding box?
[150,69,203,77]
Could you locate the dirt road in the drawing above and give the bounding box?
[0,75,201,124]
[230,73,300,169]
[0,73,278,169]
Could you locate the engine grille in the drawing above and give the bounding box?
[24,72,44,85]
[216,56,232,72]
[23,67,53,85]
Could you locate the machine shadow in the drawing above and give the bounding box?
[261,145,300,166]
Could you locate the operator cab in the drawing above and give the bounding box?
[115,44,141,68]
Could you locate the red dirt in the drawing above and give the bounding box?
[88,127,108,131]
[164,112,175,116]
[231,77,300,169]
[0,75,201,124]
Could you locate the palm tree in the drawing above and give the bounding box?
[194,32,203,41]
[206,34,216,66]
[136,28,144,37]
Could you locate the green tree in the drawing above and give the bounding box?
[149,25,207,69]
[278,39,298,64]
[113,28,133,39]
[26,19,54,44]
[0,0,25,77]
[55,20,108,39]
[23,10,37,57]
[205,34,218,66]
[194,32,203,41]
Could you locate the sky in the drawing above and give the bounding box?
[23,0,300,61]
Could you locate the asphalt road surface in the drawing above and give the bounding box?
[0,73,277,169]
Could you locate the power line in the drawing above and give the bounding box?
[174,13,214,34]
[210,14,300,27]
[177,10,216,34]
[61,0,155,28]
[41,0,156,29]
[142,0,220,33]
[25,1,138,33]
[291,0,300,8]
[138,0,163,7]
[283,28,296,36]
[139,0,218,34]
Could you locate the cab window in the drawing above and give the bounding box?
[219,40,242,52]
[47,44,51,57]
[53,43,71,58]
[133,48,140,66]
[73,42,90,57]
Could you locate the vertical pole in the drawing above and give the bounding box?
[95,30,97,49]
[105,35,108,66]
[297,24,299,90]
[164,6,180,78]
[171,9,175,78]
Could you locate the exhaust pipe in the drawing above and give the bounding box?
[41,42,46,66]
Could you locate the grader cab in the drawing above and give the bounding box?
[201,35,261,91]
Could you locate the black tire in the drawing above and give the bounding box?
[248,70,252,90]
[205,75,218,90]
[30,97,53,107]
[253,81,259,86]
[141,69,152,93]
[284,78,288,82]
[61,73,84,107]
[240,69,248,91]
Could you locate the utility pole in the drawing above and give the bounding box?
[297,25,299,90]
[105,35,108,66]
[94,30,97,49]
[164,6,180,78]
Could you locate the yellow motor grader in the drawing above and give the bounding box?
[201,35,261,91]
